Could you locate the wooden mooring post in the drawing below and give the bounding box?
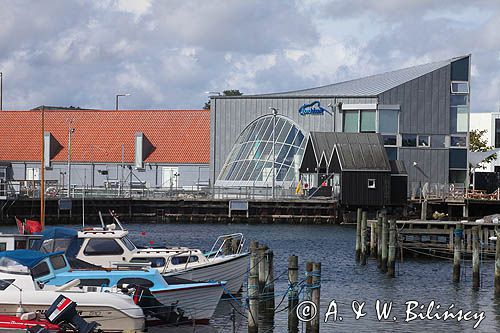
[472,227,481,291]
[258,245,269,292]
[311,262,321,333]
[370,216,377,258]
[305,262,313,333]
[288,255,299,333]
[377,213,383,268]
[265,250,275,313]
[356,208,362,262]
[495,227,500,297]
[248,241,259,333]
[361,211,368,265]
[453,223,463,283]
[381,215,388,273]
[387,219,396,278]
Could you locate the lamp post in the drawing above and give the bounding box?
[67,125,75,198]
[0,72,3,111]
[269,107,278,199]
[115,93,130,110]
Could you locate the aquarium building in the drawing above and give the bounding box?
[210,55,471,194]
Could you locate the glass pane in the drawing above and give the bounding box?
[360,110,376,132]
[285,146,299,165]
[242,160,257,181]
[276,165,289,181]
[249,161,265,181]
[451,82,469,94]
[451,136,466,147]
[277,122,292,143]
[456,107,468,132]
[451,57,469,81]
[293,131,304,147]
[254,141,269,160]
[343,111,359,133]
[418,135,430,147]
[276,144,290,164]
[240,122,257,144]
[385,147,397,160]
[379,110,398,133]
[449,149,467,169]
[232,160,250,181]
[449,170,467,184]
[431,135,446,148]
[382,135,397,146]
[284,125,298,145]
[451,95,467,106]
[402,134,417,147]
[263,119,275,141]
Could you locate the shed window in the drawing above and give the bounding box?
[368,179,376,189]
[83,239,124,256]
[343,111,359,133]
[402,134,417,147]
[360,111,376,132]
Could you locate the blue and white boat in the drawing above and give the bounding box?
[0,250,225,322]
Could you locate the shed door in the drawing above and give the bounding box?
[161,167,179,188]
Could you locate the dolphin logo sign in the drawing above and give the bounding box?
[298,101,331,116]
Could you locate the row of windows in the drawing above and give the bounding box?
[384,134,466,148]
[342,109,399,134]
[384,147,467,169]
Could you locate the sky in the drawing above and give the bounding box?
[0,0,499,112]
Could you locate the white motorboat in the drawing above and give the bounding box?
[36,215,249,294]
[0,252,145,332]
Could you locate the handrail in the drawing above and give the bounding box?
[208,233,245,260]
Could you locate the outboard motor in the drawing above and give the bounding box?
[45,295,99,333]
[120,284,186,324]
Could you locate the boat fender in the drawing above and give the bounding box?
[20,312,37,321]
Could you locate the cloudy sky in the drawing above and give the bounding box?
[0,0,499,112]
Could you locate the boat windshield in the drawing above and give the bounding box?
[0,257,30,275]
[121,236,136,251]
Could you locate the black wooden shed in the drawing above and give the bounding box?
[299,132,407,207]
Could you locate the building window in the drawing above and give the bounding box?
[418,135,430,147]
[451,82,469,94]
[456,107,468,133]
[449,170,467,184]
[451,57,469,81]
[431,135,447,148]
[451,95,468,107]
[368,179,376,189]
[449,149,467,169]
[495,119,500,148]
[378,110,399,133]
[343,111,359,132]
[402,134,417,147]
[385,147,398,160]
[360,110,376,132]
[451,136,467,147]
[382,135,397,146]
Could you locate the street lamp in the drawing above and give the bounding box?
[116,93,130,110]
[67,124,75,198]
[269,107,278,199]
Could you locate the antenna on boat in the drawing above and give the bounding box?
[98,211,105,229]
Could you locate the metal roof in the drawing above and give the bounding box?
[307,132,391,172]
[243,56,467,98]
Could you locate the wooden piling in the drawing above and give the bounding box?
[266,250,275,311]
[356,208,362,262]
[258,245,268,293]
[421,200,428,220]
[288,256,299,333]
[472,227,480,291]
[387,219,396,278]
[381,215,388,273]
[453,223,463,283]
[305,262,313,333]
[495,227,500,297]
[248,241,259,333]
[361,211,367,265]
[311,262,321,333]
[377,213,383,267]
[370,218,377,258]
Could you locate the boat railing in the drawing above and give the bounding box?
[207,233,245,260]
[161,250,193,274]
[111,262,151,271]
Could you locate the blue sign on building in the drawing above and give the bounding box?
[298,101,331,116]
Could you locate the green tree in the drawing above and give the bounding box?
[203,90,243,109]
[469,129,496,169]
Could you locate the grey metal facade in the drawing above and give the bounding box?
[210,55,470,193]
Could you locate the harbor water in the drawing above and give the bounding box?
[1,222,498,332]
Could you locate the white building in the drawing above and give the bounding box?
[469,112,500,172]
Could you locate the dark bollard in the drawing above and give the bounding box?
[381,215,388,273]
[472,227,480,291]
[247,241,259,333]
[356,208,362,262]
[387,219,396,278]
[453,224,463,283]
[288,256,299,333]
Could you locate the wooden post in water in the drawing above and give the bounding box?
[361,211,368,265]
[472,227,480,291]
[370,218,377,258]
[311,262,321,333]
[231,238,240,254]
[356,208,362,262]
[224,236,233,255]
[258,245,268,293]
[495,227,500,297]
[305,262,313,333]
[288,256,299,333]
[263,250,275,313]
[248,241,259,333]
[387,219,396,278]
[453,223,463,283]
[421,199,427,220]
[381,215,388,273]
[377,213,383,267]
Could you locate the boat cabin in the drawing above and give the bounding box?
[0,233,42,252]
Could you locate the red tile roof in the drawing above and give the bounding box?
[0,109,210,164]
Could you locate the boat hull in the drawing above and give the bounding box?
[164,253,248,294]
